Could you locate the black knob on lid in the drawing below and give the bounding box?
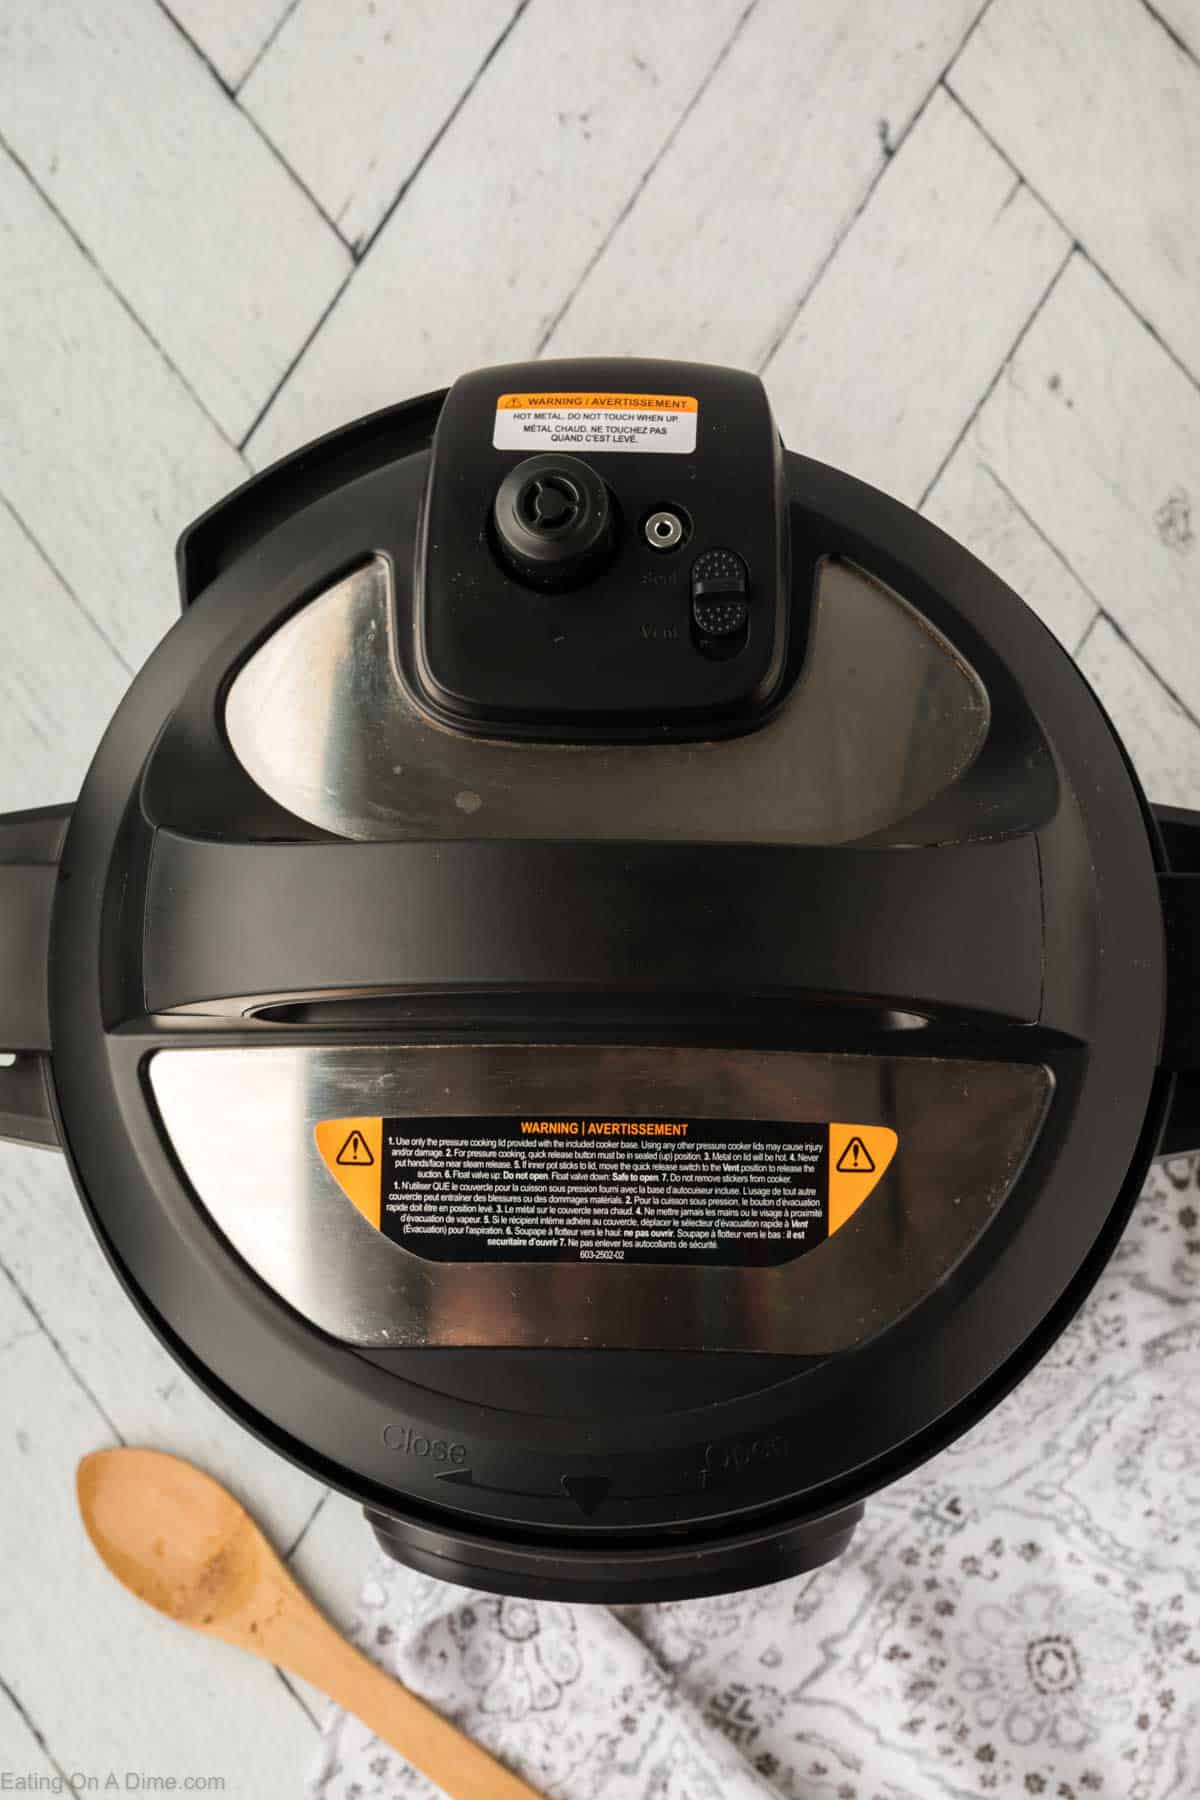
[493,454,614,590]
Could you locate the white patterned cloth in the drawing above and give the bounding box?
[308,1155,1200,1800]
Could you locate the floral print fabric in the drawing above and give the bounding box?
[308,1156,1200,1800]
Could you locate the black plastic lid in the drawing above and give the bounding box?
[4,359,1190,1602]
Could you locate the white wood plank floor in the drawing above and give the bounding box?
[1,1,1198,1791]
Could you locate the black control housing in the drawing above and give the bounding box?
[414,358,790,740]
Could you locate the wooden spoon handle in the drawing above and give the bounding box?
[276,1615,545,1800]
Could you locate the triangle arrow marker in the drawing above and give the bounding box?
[561,1475,611,1516]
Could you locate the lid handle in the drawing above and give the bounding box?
[1155,804,1200,1156]
[140,829,1045,1030]
[0,804,69,1149]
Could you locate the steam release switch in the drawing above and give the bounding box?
[692,548,749,637]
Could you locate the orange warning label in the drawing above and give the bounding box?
[493,392,698,454]
[315,1115,898,1262]
[828,1123,898,1233]
[315,1116,382,1228]
[497,392,698,413]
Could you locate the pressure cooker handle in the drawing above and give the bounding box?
[1155,803,1200,1157]
[140,830,1046,1027]
[0,804,69,1149]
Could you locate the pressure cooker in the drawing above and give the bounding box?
[2,358,1198,1603]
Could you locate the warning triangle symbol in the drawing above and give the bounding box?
[336,1129,375,1167]
[835,1135,875,1174]
[561,1475,611,1516]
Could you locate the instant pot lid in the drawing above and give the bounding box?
[3,356,1194,1602]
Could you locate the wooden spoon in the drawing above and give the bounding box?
[77,1447,544,1800]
